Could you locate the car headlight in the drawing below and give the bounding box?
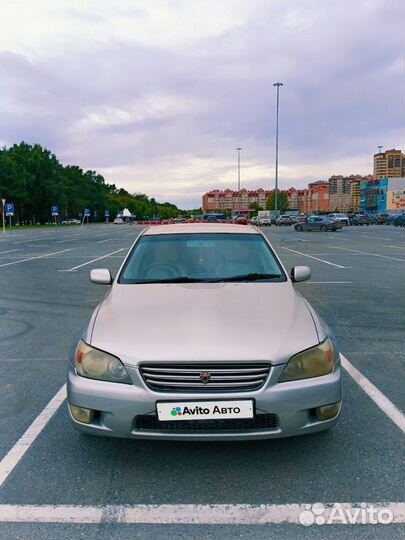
[74,340,132,384]
[279,338,335,382]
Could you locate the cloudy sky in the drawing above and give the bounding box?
[1,0,404,208]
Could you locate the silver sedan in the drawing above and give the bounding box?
[67,224,342,440]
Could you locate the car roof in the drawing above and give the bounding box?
[143,223,259,235]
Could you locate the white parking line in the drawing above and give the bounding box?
[305,281,353,284]
[360,235,392,240]
[61,248,125,272]
[0,249,74,268]
[335,247,405,262]
[0,249,20,255]
[341,355,405,434]
[281,247,347,268]
[55,238,78,244]
[387,245,405,249]
[0,502,404,524]
[96,239,113,243]
[0,385,66,489]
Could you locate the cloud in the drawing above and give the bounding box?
[0,0,404,208]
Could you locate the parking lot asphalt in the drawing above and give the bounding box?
[0,223,404,539]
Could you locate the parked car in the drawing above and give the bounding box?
[61,219,81,225]
[349,214,371,226]
[235,216,248,225]
[67,223,342,440]
[328,213,350,226]
[393,214,405,227]
[276,215,293,226]
[258,218,272,226]
[376,213,389,225]
[113,218,124,224]
[386,214,400,225]
[295,216,343,232]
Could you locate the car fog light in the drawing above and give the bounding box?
[316,402,341,421]
[69,404,95,424]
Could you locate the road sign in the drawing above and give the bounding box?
[84,209,91,217]
[104,210,109,217]
[51,205,59,216]
[5,203,14,216]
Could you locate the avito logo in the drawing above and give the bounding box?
[170,405,241,416]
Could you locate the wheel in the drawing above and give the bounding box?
[320,225,327,232]
[295,224,303,232]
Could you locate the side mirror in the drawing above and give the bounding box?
[290,265,311,283]
[90,268,113,285]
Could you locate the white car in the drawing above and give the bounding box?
[328,213,349,226]
[258,218,272,226]
[114,218,124,224]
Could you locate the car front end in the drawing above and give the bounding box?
[67,225,342,441]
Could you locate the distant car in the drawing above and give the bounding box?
[349,214,371,226]
[113,218,124,224]
[276,215,293,226]
[393,214,405,227]
[250,216,258,225]
[206,216,218,223]
[258,218,272,226]
[67,223,342,440]
[376,213,389,225]
[328,213,349,226]
[295,216,343,232]
[62,219,81,225]
[235,216,248,225]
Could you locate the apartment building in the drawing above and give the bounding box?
[328,175,372,212]
[288,181,329,214]
[373,149,405,180]
[202,188,271,213]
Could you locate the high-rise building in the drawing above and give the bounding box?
[373,149,405,179]
[328,175,371,212]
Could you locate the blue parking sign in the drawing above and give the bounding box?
[104,210,109,217]
[51,205,59,216]
[5,203,14,216]
[84,209,91,217]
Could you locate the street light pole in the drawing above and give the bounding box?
[1,198,5,237]
[273,82,283,215]
[236,147,242,192]
[377,145,383,154]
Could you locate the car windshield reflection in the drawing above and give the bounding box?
[118,233,287,283]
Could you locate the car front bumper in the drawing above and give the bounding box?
[67,357,343,441]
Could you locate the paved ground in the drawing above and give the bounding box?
[0,223,404,539]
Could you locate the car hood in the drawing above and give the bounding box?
[90,283,320,366]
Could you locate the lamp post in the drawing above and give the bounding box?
[1,198,5,237]
[377,145,383,154]
[236,147,242,192]
[273,82,283,215]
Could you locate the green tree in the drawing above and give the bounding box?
[265,190,289,211]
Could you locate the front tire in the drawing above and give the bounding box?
[320,225,327,232]
[295,224,303,231]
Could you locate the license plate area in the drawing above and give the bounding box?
[156,400,254,421]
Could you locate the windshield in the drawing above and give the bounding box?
[119,233,286,283]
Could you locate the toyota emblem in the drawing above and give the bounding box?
[200,371,211,384]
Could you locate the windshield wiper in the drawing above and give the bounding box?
[132,273,282,284]
[134,276,209,284]
[212,273,282,282]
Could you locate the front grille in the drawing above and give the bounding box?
[134,413,277,432]
[139,363,271,393]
